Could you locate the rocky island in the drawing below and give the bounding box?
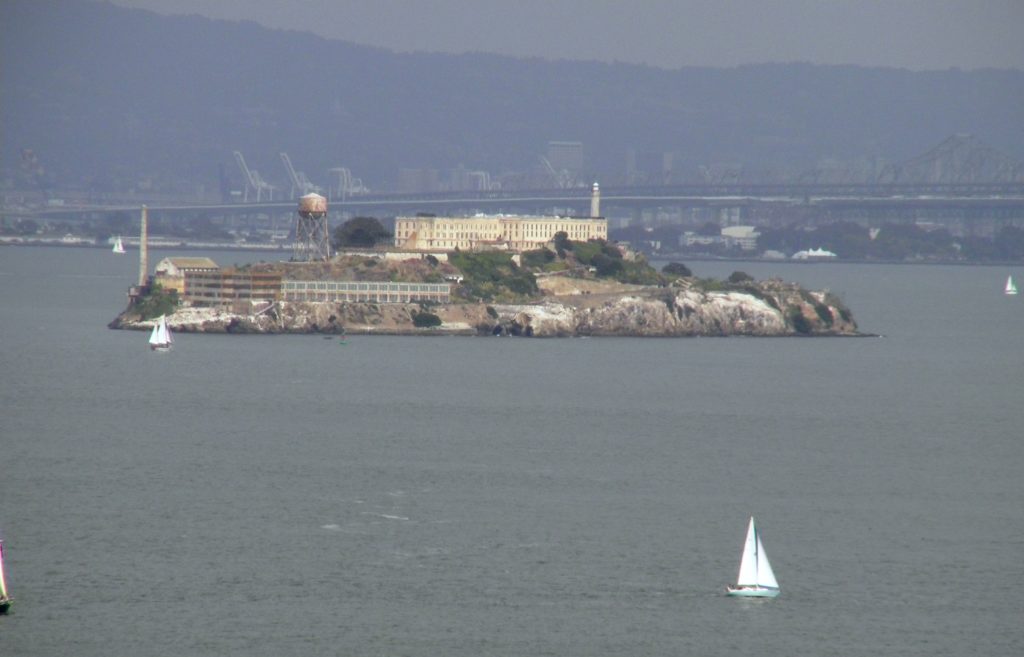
[110,238,861,338]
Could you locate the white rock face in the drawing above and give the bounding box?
[492,287,849,337]
[491,302,579,336]
[116,284,857,337]
[667,289,788,336]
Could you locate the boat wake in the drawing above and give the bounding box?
[361,512,409,521]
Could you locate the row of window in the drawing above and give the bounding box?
[284,291,450,303]
[284,281,450,293]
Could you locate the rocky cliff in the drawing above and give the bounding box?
[111,279,860,337]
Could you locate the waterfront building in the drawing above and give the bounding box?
[184,267,283,309]
[153,257,219,295]
[282,280,451,304]
[791,247,838,260]
[393,214,607,252]
[721,226,761,251]
[182,266,450,307]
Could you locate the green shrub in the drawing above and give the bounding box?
[570,240,603,266]
[662,262,693,277]
[449,251,538,301]
[521,248,555,268]
[790,310,812,334]
[592,253,624,277]
[814,303,834,326]
[133,283,178,319]
[728,271,755,284]
[411,311,442,328]
[616,261,665,285]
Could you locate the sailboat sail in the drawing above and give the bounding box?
[112,236,126,254]
[755,533,778,589]
[1006,276,1018,296]
[148,316,173,350]
[736,517,759,586]
[148,322,161,346]
[0,539,10,610]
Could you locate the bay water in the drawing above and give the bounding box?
[1,246,1022,656]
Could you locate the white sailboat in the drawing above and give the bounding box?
[112,235,126,254]
[0,539,11,614]
[726,516,780,598]
[148,315,174,351]
[1005,275,1018,296]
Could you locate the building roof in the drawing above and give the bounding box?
[158,257,219,269]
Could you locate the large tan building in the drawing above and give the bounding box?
[394,214,607,252]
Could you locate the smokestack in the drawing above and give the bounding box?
[138,205,148,287]
[590,181,601,218]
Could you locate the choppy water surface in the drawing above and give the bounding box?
[1,247,1022,656]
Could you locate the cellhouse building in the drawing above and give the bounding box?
[393,183,607,252]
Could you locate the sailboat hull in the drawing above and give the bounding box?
[726,585,780,598]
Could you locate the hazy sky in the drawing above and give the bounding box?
[106,0,1024,71]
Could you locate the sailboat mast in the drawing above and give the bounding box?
[0,540,8,599]
[753,522,759,582]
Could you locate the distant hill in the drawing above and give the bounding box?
[3,0,1023,196]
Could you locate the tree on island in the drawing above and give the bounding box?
[662,262,693,277]
[331,217,392,249]
[553,231,572,256]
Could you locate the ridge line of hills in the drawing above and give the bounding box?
[3,0,1023,197]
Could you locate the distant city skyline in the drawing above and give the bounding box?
[106,0,1024,71]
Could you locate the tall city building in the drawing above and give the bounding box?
[546,141,584,178]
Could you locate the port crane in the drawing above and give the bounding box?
[327,167,368,201]
[233,151,275,202]
[539,156,574,189]
[280,152,322,198]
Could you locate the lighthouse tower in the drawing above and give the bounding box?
[590,181,601,218]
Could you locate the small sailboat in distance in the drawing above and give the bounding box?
[0,539,12,614]
[112,235,126,254]
[1006,275,1018,296]
[726,516,780,598]
[148,315,174,351]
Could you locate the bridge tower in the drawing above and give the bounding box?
[293,193,331,262]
